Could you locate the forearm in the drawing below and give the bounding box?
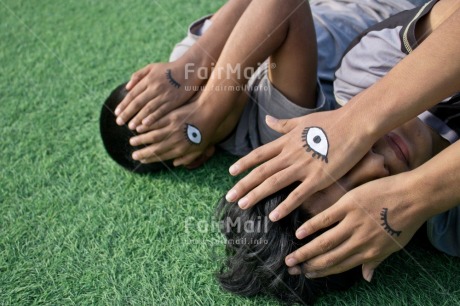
[197,0,311,127]
[407,141,460,219]
[180,0,251,73]
[345,6,460,141]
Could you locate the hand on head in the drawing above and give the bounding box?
[114,60,200,131]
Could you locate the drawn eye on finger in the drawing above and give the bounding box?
[302,127,329,163]
[184,124,202,145]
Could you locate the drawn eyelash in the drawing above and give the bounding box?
[166,69,181,88]
[184,124,201,145]
[380,208,402,237]
[302,127,329,163]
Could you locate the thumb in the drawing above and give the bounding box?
[265,115,293,134]
[362,261,382,282]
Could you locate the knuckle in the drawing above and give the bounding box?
[251,147,266,161]
[254,164,269,177]
[304,222,317,235]
[323,256,337,268]
[169,113,179,122]
[318,239,333,253]
[280,119,288,129]
[145,102,156,114]
[132,99,144,108]
[125,92,134,101]
[155,108,166,121]
[364,247,381,260]
[266,175,280,188]
[146,147,157,157]
[146,135,155,143]
[289,189,303,203]
[294,249,308,261]
[321,213,331,226]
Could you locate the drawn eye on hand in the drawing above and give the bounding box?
[184,124,202,145]
[301,127,329,163]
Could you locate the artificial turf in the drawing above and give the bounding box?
[1,0,459,305]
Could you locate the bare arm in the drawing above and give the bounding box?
[354,2,460,140]
[115,0,251,129]
[287,139,460,280]
[227,2,460,221]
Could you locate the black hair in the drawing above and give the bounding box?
[99,83,172,174]
[216,184,361,305]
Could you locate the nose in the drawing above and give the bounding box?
[341,150,390,190]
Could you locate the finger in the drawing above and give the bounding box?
[132,137,180,161]
[302,252,364,279]
[130,127,169,146]
[295,202,346,240]
[180,146,215,169]
[116,83,148,125]
[173,151,203,168]
[131,98,167,128]
[285,220,350,267]
[142,101,172,126]
[136,115,170,133]
[126,64,152,91]
[142,146,186,164]
[134,124,150,134]
[265,115,296,134]
[237,165,295,209]
[287,266,302,275]
[225,152,285,203]
[228,140,281,176]
[269,180,320,222]
[362,261,383,282]
[124,91,158,130]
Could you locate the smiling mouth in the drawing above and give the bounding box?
[386,133,410,167]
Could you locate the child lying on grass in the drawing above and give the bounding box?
[100,0,460,303]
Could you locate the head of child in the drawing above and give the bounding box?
[216,117,448,304]
[100,83,172,173]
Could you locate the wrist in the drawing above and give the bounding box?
[404,167,458,219]
[396,171,432,221]
[177,49,213,86]
[342,81,407,142]
[336,103,380,146]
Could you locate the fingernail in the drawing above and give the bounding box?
[114,108,120,116]
[126,81,132,89]
[238,197,248,209]
[266,115,278,125]
[142,118,151,126]
[132,152,139,160]
[364,269,374,282]
[116,117,124,126]
[296,229,307,239]
[130,138,138,146]
[286,257,297,267]
[226,189,237,202]
[136,126,144,133]
[229,164,239,175]
[288,266,302,275]
[269,211,280,222]
[128,122,136,130]
[304,272,318,279]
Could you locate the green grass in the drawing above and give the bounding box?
[1,0,459,304]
